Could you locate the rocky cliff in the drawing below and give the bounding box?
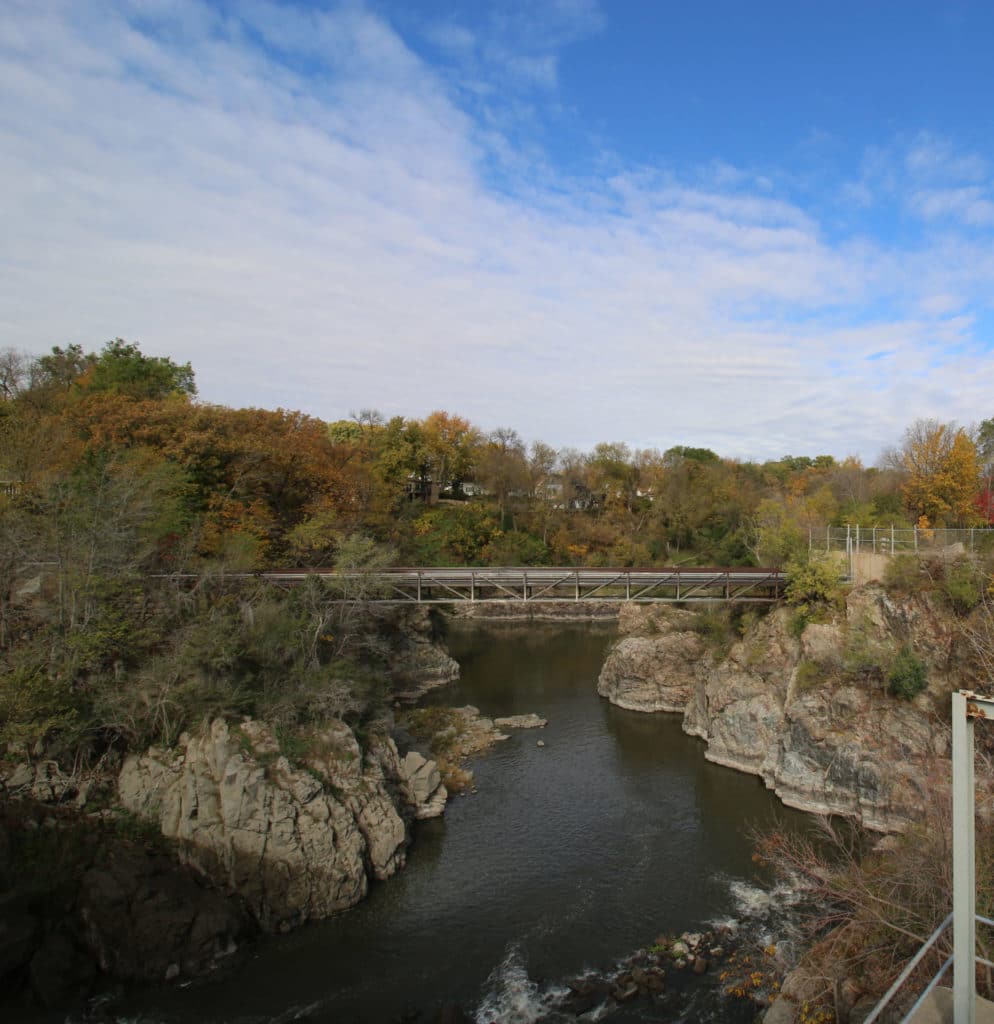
[598,588,958,831]
[385,606,461,696]
[117,717,446,932]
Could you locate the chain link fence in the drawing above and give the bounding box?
[814,525,994,557]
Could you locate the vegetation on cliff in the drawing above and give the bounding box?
[5,338,994,1017]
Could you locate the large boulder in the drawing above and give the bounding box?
[118,718,447,930]
[598,607,710,713]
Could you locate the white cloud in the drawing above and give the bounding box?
[1,1,994,463]
[906,132,987,183]
[909,186,994,226]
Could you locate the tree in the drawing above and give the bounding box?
[750,498,807,566]
[897,419,982,526]
[87,339,196,399]
[478,428,529,524]
[0,348,31,401]
[663,445,719,465]
[418,411,480,503]
[29,344,96,399]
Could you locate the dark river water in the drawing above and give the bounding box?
[110,621,806,1024]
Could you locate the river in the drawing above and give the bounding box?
[114,621,806,1024]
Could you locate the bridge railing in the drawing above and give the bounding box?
[256,567,789,603]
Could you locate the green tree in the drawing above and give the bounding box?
[87,338,196,399]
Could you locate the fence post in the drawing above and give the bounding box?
[952,691,977,1024]
[856,523,860,556]
[872,526,876,554]
[891,523,895,555]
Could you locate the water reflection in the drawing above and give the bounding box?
[111,621,806,1024]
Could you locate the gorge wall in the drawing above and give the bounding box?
[118,717,447,932]
[597,588,960,831]
[0,605,455,1005]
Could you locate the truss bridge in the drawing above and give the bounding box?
[259,567,788,603]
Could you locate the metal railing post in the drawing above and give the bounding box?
[953,690,977,1023]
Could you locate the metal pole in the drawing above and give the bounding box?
[953,690,977,1024]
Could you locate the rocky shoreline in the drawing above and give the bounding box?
[597,588,955,831]
[449,599,622,622]
[0,606,462,1013]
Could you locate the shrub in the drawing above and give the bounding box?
[941,559,982,615]
[842,612,891,683]
[883,554,923,594]
[795,659,822,693]
[689,608,735,655]
[887,646,928,700]
[785,556,844,608]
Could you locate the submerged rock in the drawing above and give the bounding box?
[493,714,547,729]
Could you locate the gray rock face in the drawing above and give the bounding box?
[386,606,460,695]
[1,761,73,803]
[598,591,950,831]
[493,714,547,729]
[118,718,447,930]
[398,751,448,819]
[598,607,711,712]
[77,843,249,983]
[450,600,622,622]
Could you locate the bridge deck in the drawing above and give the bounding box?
[257,567,788,603]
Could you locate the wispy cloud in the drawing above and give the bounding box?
[909,186,994,226]
[1,0,994,463]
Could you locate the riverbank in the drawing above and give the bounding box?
[0,605,459,1014]
[56,620,804,1024]
[449,599,622,622]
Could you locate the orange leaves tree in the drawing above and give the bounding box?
[896,419,982,526]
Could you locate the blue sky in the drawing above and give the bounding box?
[3,1,994,461]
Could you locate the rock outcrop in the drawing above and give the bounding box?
[118,718,447,931]
[598,589,956,831]
[0,801,252,1007]
[385,606,460,697]
[450,600,622,622]
[598,606,712,712]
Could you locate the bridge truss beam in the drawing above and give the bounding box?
[257,567,788,603]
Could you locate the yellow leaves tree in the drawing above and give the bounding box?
[418,410,480,503]
[898,419,982,526]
